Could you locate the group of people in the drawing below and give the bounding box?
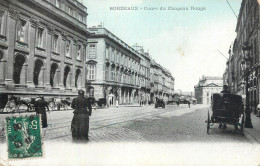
[35,89,92,141]
[34,85,232,141]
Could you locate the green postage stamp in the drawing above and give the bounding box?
[5,115,43,159]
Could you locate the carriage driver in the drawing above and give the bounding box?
[220,85,230,94]
[219,85,231,129]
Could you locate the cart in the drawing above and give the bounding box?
[206,93,244,134]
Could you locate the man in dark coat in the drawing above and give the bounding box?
[219,85,231,129]
[35,96,49,128]
[221,85,231,94]
[71,89,92,141]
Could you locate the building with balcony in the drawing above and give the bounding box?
[86,26,142,105]
[0,0,90,98]
[223,0,260,115]
[150,60,175,103]
[194,76,223,104]
[86,25,175,105]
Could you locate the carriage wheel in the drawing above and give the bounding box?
[48,102,55,111]
[4,101,16,113]
[18,104,29,113]
[207,110,210,134]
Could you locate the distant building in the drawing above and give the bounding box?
[194,76,223,104]
[86,26,175,105]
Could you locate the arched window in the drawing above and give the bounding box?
[13,54,26,84]
[50,63,58,87]
[75,69,81,88]
[64,66,71,88]
[33,59,44,86]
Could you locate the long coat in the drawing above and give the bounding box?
[35,98,49,128]
[71,96,92,141]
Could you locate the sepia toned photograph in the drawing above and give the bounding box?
[0,0,260,165]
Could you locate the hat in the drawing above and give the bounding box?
[78,89,84,95]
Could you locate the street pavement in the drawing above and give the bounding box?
[0,104,259,142]
[0,104,260,166]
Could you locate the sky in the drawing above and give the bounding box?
[83,0,242,92]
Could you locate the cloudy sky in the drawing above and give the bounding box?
[83,0,242,92]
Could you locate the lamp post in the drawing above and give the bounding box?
[241,42,253,128]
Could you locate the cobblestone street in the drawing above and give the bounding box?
[0,104,258,143]
[1,104,260,166]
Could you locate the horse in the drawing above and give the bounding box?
[6,95,39,113]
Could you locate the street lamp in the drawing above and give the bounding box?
[240,42,253,128]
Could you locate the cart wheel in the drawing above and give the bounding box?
[240,113,244,135]
[18,103,28,113]
[207,110,210,134]
[4,101,16,113]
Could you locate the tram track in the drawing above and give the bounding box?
[47,106,192,140]
[46,106,182,131]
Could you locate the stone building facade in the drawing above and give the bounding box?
[86,26,175,105]
[150,60,175,104]
[0,0,90,98]
[223,0,260,114]
[194,76,223,105]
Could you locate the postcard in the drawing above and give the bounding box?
[0,0,259,165]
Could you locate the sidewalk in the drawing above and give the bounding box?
[244,115,260,143]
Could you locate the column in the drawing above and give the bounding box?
[82,43,87,92]
[0,59,6,83]
[27,18,38,91]
[45,26,53,91]
[66,72,72,89]
[78,74,82,89]
[118,88,121,104]
[38,68,44,87]
[5,9,18,89]
[20,64,27,85]
[59,34,66,91]
[71,39,77,92]
[123,89,126,104]
[54,70,60,88]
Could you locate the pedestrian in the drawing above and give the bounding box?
[116,99,119,108]
[35,95,49,128]
[188,101,190,108]
[71,89,92,141]
[176,100,179,106]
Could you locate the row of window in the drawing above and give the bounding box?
[105,46,140,71]
[52,0,84,23]
[15,17,83,60]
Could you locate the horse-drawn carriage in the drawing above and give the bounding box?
[155,97,165,108]
[48,97,71,111]
[206,93,244,134]
[0,94,72,113]
[0,94,39,113]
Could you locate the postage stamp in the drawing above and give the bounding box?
[5,115,43,159]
